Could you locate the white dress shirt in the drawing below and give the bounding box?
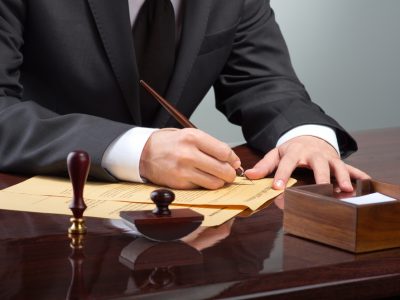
[102,0,339,182]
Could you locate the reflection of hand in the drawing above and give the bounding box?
[181,220,234,251]
[139,128,241,189]
[245,136,370,192]
[273,194,285,210]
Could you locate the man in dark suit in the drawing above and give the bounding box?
[0,0,368,190]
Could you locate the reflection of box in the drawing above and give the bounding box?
[284,179,400,253]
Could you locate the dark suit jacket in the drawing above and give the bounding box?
[0,0,357,181]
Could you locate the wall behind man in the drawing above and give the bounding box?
[190,0,400,146]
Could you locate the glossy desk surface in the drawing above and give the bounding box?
[0,128,399,299]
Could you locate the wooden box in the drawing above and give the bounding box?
[284,179,400,253]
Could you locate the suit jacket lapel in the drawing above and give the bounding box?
[87,0,142,125]
[154,0,212,127]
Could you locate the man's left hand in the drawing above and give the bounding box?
[245,136,370,192]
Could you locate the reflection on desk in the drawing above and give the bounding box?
[0,128,400,299]
[0,209,281,299]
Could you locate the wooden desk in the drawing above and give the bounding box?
[0,127,399,299]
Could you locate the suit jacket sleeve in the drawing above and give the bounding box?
[0,0,132,181]
[214,0,357,157]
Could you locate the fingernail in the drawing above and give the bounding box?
[274,179,284,189]
[233,160,241,169]
[342,181,353,191]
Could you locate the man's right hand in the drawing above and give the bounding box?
[139,128,241,189]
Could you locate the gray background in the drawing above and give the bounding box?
[190,0,400,146]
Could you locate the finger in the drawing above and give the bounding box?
[188,168,226,190]
[153,171,198,190]
[273,152,299,190]
[308,155,331,185]
[193,130,241,168]
[245,148,280,179]
[330,159,353,193]
[164,166,226,190]
[193,150,237,183]
[346,164,371,180]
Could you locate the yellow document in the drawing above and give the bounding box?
[1,176,296,227]
[0,191,242,227]
[5,176,296,211]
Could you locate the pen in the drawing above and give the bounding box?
[139,80,251,181]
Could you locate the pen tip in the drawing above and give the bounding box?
[236,167,244,177]
[236,167,254,184]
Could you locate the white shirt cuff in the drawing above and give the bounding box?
[101,127,158,182]
[276,124,340,157]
